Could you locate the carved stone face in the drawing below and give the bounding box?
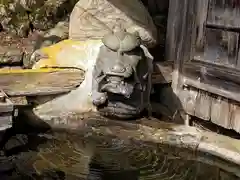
[92,32,152,119]
[98,46,144,98]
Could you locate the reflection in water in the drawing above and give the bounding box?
[0,128,239,180]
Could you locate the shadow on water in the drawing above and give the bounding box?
[0,110,239,180]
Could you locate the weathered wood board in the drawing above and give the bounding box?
[179,87,240,134]
[0,90,13,130]
[0,61,172,97]
[166,0,240,133]
[152,61,173,84]
[0,69,85,97]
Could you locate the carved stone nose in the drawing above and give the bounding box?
[111,63,126,73]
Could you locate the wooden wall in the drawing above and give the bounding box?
[179,86,240,133]
[166,0,240,134]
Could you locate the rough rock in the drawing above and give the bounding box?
[69,0,158,48]
[0,0,167,45]
[0,31,40,67]
[0,0,78,37]
[33,20,69,51]
[0,0,166,40]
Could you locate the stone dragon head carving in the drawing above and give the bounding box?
[92,31,153,119]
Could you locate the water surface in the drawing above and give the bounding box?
[0,117,239,180]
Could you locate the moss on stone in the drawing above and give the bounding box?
[0,0,78,36]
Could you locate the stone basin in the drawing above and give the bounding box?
[0,111,239,179]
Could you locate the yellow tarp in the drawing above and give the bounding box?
[32,39,103,70]
[0,39,103,74]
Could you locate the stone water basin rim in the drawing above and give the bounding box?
[26,111,240,177]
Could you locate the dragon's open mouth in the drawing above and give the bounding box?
[99,74,135,98]
[100,82,134,98]
[97,101,141,119]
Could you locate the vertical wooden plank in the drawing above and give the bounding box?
[206,0,240,68]
[166,0,193,93]
[237,45,240,68]
[194,28,239,67]
[195,0,209,53]
[211,96,231,129]
[0,115,12,131]
[223,30,239,66]
[194,90,211,121]
[179,87,198,116]
[0,90,13,113]
[207,0,240,28]
[0,90,13,131]
[230,103,240,133]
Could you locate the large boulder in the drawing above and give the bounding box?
[69,0,158,48]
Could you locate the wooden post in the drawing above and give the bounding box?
[166,0,190,94]
[166,0,197,125]
[0,90,13,131]
[185,114,191,126]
